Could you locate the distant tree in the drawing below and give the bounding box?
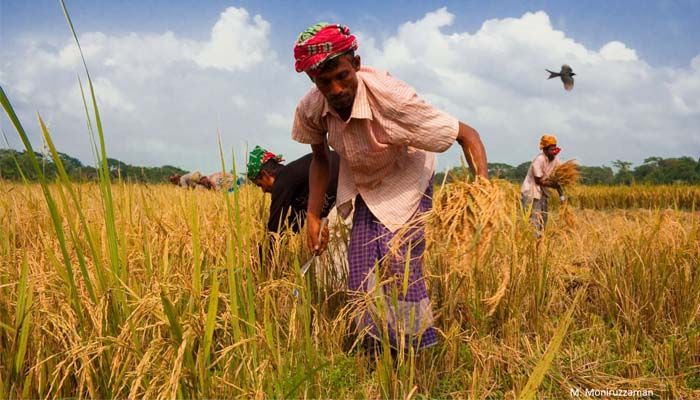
[633,156,699,184]
[0,149,187,183]
[512,162,531,182]
[488,163,514,179]
[580,166,614,184]
[612,160,634,185]
[657,157,699,183]
[445,166,471,182]
[434,171,446,184]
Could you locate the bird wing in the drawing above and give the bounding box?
[562,75,574,91]
[560,64,573,74]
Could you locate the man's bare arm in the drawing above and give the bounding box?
[307,141,331,252]
[534,176,560,189]
[456,122,488,179]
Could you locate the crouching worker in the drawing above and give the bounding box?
[247,145,340,234]
[201,172,236,191]
[169,171,207,189]
[521,134,563,236]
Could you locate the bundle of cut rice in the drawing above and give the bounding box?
[389,177,517,316]
[548,160,580,188]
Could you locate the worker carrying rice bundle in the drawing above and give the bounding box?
[521,134,578,235]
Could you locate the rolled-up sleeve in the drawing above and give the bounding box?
[386,92,459,153]
[292,100,326,145]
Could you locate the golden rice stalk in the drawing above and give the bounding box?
[559,203,577,229]
[390,178,510,262]
[482,260,510,317]
[389,178,516,315]
[548,160,580,188]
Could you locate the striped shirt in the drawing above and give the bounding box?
[292,66,459,231]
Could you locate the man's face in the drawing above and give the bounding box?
[312,55,360,111]
[254,171,275,194]
[544,145,559,159]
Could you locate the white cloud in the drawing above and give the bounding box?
[91,77,135,112]
[359,8,699,167]
[196,7,271,72]
[265,113,292,130]
[669,55,700,114]
[599,41,638,62]
[1,7,698,175]
[0,6,308,172]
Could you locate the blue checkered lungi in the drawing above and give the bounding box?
[348,180,438,350]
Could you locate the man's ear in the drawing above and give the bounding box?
[352,55,361,71]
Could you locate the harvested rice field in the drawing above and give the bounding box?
[1,181,698,398]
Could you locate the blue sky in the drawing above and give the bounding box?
[1,0,699,172]
[4,0,699,66]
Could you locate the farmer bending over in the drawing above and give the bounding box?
[247,145,340,234]
[291,23,488,353]
[169,171,207,189]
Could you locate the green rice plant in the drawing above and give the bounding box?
[199,265,219,394]
[60,0,122,288]
[38,115,99,303]
[568,184,700,210]
[518,286,586,399]
[1,2,699,398]
[6,255,33,398]
[189,197,202,299]
[0,86,82,318]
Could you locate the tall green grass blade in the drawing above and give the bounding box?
[218,137,241,343]
[20,371,31,400]
[160,290,183,344]
[230,148,258,367]
[518,286,586,400]
[0,368,6,400]
[60,0,122,288]
[203,269,219,363]
[0,85,82,316]
[190,198,202,298]
[37,114,98,302]
[76,75,100,167]
[14,256,32,378]
[283,361,330,399]
[200,266,219,393]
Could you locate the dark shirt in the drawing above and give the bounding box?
[267,152,340,233]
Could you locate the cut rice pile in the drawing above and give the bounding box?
[548,159,580,187]
[389,177,518,315]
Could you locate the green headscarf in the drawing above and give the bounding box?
[246,145,284,180]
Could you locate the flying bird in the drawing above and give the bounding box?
[546,64,575,91]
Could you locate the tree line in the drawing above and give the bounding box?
[436,156,700,185]
[0,149,187,183]
[2,149,698,185]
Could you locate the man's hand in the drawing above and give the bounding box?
[538,177,560,190]
[307,214,329,254]
[307,142,331,253]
